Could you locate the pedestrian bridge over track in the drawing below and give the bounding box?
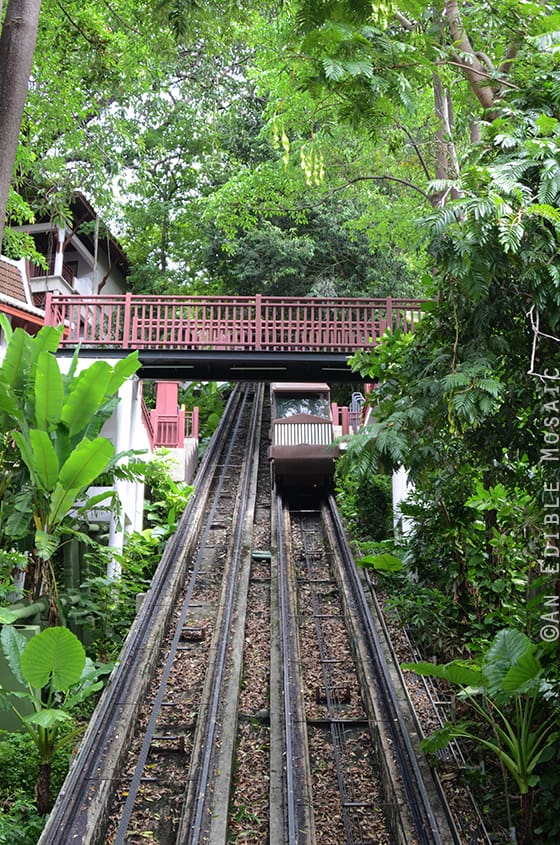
[45,293,425,381]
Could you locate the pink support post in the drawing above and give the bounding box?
[156,381,180,414]
[191,406,199,440]
[255,294,262,350]
[122,292,132,348]
[44,292,53,326]
[177,408,185,447]
[331,402,339,426]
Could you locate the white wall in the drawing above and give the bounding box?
[392,465,415,539]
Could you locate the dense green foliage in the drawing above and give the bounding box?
[0,731,66,844]
[0,320,140,617]
[334,49,560,841]
[1,0,559,839]
[67,451,193,658]
[404,629,559,843]
[0,625,111,812]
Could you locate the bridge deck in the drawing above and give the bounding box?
[45,293,424,381]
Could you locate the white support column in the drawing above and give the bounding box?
[128,377,146,533]
[392,465,414,539]
[53,226,65,277]
[107,377,136,578]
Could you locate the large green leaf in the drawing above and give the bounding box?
[28,325,63,361]
[35,352,63,430]
[401,659,483,688]
[60,362,112,437]
[80,395,119,441]
[24,708,73,728]
[0,381,25,428]
[48,437,114,525]
[34,529,61,561]
[0,313,13,343]
[11,430,39,483]
[52,426,72,471]
[482,629,534,695]
[356,553,403,572]
[47,485,81,529]
[30,326,64,355]
[502,649,542,693]
[58,437,115,492]
[0,608,18,624]
[28,429,60,491]
[20,626,85,691]
[4,500,33,539]
[0,327,28,392]
[105,351,141,395]
[0,625,28,685]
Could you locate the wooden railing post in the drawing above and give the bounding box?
[177,408,185,447]
[385,296,393,332]
[122,292,132,348]
[44,292,53,326]
[255,293,262,350]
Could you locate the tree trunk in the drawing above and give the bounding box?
[443,0,496,114]
[0,0,42,248]
[432,72,462,206]
[35,761,52,815]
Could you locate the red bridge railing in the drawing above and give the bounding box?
[45,293,425,352]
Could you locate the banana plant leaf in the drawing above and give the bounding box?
[35,351,63,431]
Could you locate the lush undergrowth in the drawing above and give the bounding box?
[0,733,70,845]
[0,451,192,839]
[335,463,560,845]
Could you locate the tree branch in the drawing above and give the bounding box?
[55,0,100,45]
[296,175,433,210]
[435,59,519,90]
[396,122,432,180]
[394,11,415,31]
[98,0,141,35]
[443,0,496,111]
[499,41,521,88]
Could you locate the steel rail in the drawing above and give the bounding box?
[276,494,315,844]
[112,383,259,845]
[325,495,446,845]
[177,382,264,844]
[294,509,367,845]
[360,566,492,845]
[37,384,251,845]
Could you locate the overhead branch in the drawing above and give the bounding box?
[394,11,415,31]
[435,59,520,90]
[55,0,100,45]
[296,175,433,210]
[98,0,141,35]
[397,123,432,181]
[499,41,521,90]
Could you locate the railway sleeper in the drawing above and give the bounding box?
[180,625,206,641]
[315,684,352,704]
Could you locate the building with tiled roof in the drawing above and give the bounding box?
[0,256,45,333]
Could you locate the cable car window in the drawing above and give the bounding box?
[275,394,330,419]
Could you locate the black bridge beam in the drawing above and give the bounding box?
[66,349,371,383]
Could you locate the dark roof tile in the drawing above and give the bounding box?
[0,260,26,303]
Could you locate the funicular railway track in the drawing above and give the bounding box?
[38,382,265,845]
[274,496,453,845]
[39,382,460,845]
